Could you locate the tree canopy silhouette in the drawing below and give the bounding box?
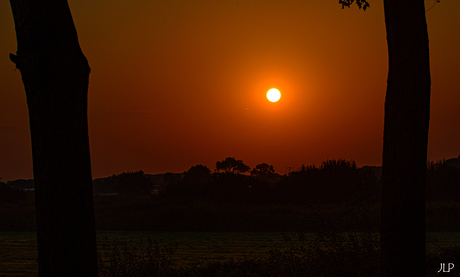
[251,163,276,176]
[184,164,212,184]
[215,157,250,174]
[114,170,153,195]
[339,0,370,10]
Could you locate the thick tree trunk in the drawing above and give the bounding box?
[9,1,98,276]
[380,0,430,276]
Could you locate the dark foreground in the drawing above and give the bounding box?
[96,232,460,277]
[1,231,460,276]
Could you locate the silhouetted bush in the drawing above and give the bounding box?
[162,166,211,199]
[93,177,118,194]
[275,159,380,205]
[427,160,460,202]
[113,170,154,195]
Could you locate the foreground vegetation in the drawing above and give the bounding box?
[96,231,460,277]
[98,231,379,277]
[2,231,458,276]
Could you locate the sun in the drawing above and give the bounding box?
[267,88,281,102]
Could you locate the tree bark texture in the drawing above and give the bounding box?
[9,1,98,276]
[381,0,430,276]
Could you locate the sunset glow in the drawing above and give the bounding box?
[1,1,459,180]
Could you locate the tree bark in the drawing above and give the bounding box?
[9,1,98,276]
[380,0,430,275]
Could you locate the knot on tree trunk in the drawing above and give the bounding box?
[9,53,19,68]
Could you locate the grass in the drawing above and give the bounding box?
[98,231,380,277]
[97,231,460,276]
[2,231,460,276]
[0,232,37,277]
[98,231,292,266]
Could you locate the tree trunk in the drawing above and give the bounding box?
[9,1,98,276]
[380,0,430,276]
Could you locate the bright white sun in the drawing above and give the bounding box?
[267,88,281,102]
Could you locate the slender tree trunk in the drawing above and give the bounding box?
[380,0,430,275]
[9,1,98,276]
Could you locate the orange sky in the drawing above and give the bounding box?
[1,0,459,181]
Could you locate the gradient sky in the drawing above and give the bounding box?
[1,0,459,181]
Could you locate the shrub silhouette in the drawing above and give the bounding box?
[275,159,379,205]
[113,170,153,195]
[427,160,460,202]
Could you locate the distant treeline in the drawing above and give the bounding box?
[159,159,379,205]
[2,158,460,232]
[90,158,460,204]
[3,158,460,204]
